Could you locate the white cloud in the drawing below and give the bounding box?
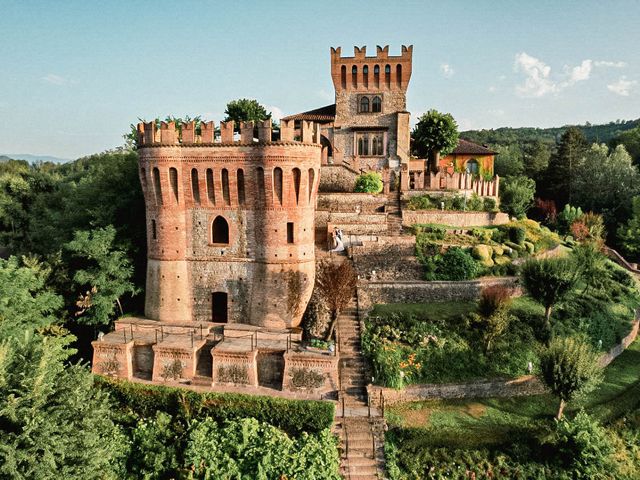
[565,59,593,84]
[42,73,68,86]
[607,76,637,96]
[514,52,557,97]
[594,60,627,68]
[268,106,284,121]
[440,63,454,78]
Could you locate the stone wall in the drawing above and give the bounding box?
[282,352,339,394]
[357,277,521,313]
[212,349,259,387]
[599,316,639,367]
[317,192,387,213]
[402,209,510,227]
[318,164,359,192]
[92,341,134,379]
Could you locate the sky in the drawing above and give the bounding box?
[0,0,639,159]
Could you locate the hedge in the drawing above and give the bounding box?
[95,376,335,436]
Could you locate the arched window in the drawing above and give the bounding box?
[221,168,230,205]
[292,168,301,204]
[351,65,357,88]
[357,134,369,156]
[169,167,179,204]
[237,169,246,205]
[465,159,480,175]
[191,169,201,204]
[385,64,391,87]
[274,167,283,205]
[308,168,315,203]
[212,216,229,244]
[374,64,380,86]
[206,168,215,204]
[256,167,265,205]
[152,167,163,205]
[372,137,379,156]
[396,64,402,87]
[360,96,370,113]
[372,96,382,113]
[363,65,369,88]
[372,134,384,155]
[340,65,346,90]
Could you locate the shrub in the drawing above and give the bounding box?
[478,285,512,318]
[128,412,180,479]
[471,228,493,243]
[407,195,434,210]
[499,175,535,219]
[483,197,497,212]
[451,195,465,210]
[558,204,584,234]
[508,225,526,245]
[354,171,383,193]
[95,377,334,435]
[467,193,483,211]
[413,224,446,239]
[436,247,481,280]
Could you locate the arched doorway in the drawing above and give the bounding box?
[320,135,333,164]
[212,216,229,244]
[212,292,227,323]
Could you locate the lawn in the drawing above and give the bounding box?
[386,338,640,449]
[370,301,477,321]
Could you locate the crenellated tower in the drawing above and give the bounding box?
[329,45,413,170]
[137,119,321,329]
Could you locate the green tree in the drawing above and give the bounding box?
[570,242,608,294]
[473,285,513,353]
[354,171,383,193]
[65,226,138,325]
[543,127,588,206]
[412,110,459,172]
[127,412,180,479]
[499,175,535,219]
[538,336,603,419]
[617,196,640,261]
[493,144,524,177]
[610,125,640,165]
[224,98,271,129]
[522,139,551,179]
[520,257,578,330]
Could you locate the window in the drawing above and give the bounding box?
[206,168,215,204]
[274,167,283,205]
[211,292,227,323]
[221,168,230,205]
[372,96,382,113]
[466,159,480,175]
[237,169,245,205]
[372,134,384,155]
[351,65,357,88]
[363,65,369,88]
[357,134,369,156]
[191,168,200,204]
[287,222,294,244]
[396,64,402,87]
[169,167,179,204]
[357,132,385,156]
[151,219,157,240]
[308,168,315,203]
[292,168,301,205]
[340,65,346,89]
[256,167,265,205]
[359,96,370,113]
[152,167,162,205]
[385,64,391,87]
[212,216,229,244]
[374,65,380,87]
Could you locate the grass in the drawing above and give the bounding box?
[386,338,640,448]
[370,301,477,321]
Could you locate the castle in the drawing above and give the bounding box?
[92,45,500,391]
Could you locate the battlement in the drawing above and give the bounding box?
[330,45,413,92]
[136,119,322,147]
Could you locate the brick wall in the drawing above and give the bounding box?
[402,210,510,227]
[318,164,358,192]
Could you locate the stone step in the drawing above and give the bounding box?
[345,465,378,476]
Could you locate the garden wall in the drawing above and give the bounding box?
[317,192,387,213]
[318,164,359,192]
[357,277,521,313]
[402,209,510,228]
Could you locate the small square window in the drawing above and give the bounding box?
[287,222,294,244]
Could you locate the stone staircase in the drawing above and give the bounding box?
[335,297,386,479]
[385,190,403,236]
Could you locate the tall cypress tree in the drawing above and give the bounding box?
[543,127,588,207]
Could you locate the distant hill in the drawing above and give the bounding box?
[461,119,640,147]
[0,153,71,164]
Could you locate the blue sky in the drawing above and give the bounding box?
[1,0,639,159]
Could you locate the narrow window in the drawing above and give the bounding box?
[287,222,294,244]
[308,168,315,203]
[152,167,163,205]
[206,168,215,204]
[292,168,301,205]
[396,64,402,88]
[237,169,246,205]
[363,65,369,88]
[351,65,357,88]
[274,167,283,205]
[151,219,157,240]
[385,64,391,87]
[358,134,369,156]
[169,167,179,203]
[211,292,227,323]
[372,136,379,156]
[191,168,201,204]
[372,96,382,113]
[341,65,346,89]
[374,65,380,87]
[359,96,370,113]
[221,168,230,205]
[256,167,265,205]
[212,216,229,244]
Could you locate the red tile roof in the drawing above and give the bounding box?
[282,104,336,122]
[450,139,497,155]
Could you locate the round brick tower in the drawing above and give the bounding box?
[137,119,321,329]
